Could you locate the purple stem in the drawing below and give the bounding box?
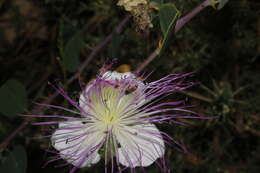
[175,0,212,33]
[0,0,211,151]
[0,15,131,151]
[135,0,212,74]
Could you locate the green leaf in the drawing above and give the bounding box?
[109,32,124,58]
[210,0,229,10]
[0,145,27,173]
[159,3,180,37]
[159,3,181,55]
[216,0,229,10]
[0,79,27,118]
[63,31,85,72]
[150,0,163,5]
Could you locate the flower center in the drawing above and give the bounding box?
[103,114,117,125]
[89,86,124,127]
[88,83,139,130]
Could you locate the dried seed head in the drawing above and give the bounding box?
[117,0,148,12]
[117,0,153,32]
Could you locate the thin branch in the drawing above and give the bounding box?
[135,48,160,75]
[175,0,211,33]
[0,93,58,150]
[0,15,131,150]
[68,15,131,83]
[179,91,213,103]
[0,0,211,150]
[0,120,28,151]
[135,0,212,73]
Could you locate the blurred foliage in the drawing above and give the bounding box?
[0,79,27,118]
[0,145,27,173]
[0,0,259,173]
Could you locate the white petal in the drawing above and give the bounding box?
[102,71,135,80]
[116,124,165,167]
[79,71,145,113]
[51,121,105,167]
[102,71,146,101]
[79,88,90,113]
[79,71,134,111]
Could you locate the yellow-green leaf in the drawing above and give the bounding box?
[159,3,181,55]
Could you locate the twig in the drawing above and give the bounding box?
[0,15,131,150]
[135,0,212,73]
[179,91,213,103]
[135,48,160,75]
[0,120,28,151]
[0,93,58,150]
[68,15,131,83]
[0,0,211,150]
[175,0,212,33]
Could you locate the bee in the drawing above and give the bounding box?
[116,64,131,73]
[125,85,138,95]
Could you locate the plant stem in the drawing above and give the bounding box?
[0,15,131,151]
[0,0,211,150]
[135,0,212,73]
[68,15,131,83]
[175,0,212,33]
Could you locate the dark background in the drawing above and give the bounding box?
[0,0,259,173]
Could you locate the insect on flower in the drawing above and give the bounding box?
[28,67,208,173]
